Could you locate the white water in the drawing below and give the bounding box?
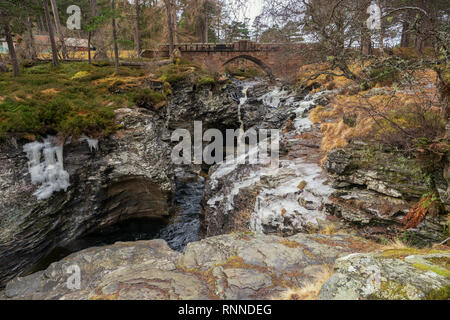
[250,90,335,232]
[23,138,70,201]
[259,86,291,108]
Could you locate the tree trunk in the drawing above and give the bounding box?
[3,23,20,76]
[171,4,178,44]
[49,0,68,59]
[0,54,8,72]
[437,70,450,121]
[26,15,38,60]
[111,0,120,74]
[361,30,372,55]
[91,0,99,16]
[43,0,59,66]
[38,15,47,33]
[164,0,175,54]
[415,34,425,54]
[400,19,410,47]
[91,0,107,60]
[88,31,92,64]
[135,0,142,57]
[375,0,383,54]
[204,8,208,43]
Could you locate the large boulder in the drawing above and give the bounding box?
[2,233,380,300]
[0,108,175,287]
[319,250,450,300]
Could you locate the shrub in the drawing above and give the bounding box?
[198,76,215,86]
[0,62,143,139]
[132,89,165,109]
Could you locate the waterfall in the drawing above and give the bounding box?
[206,83,336,233]
[23,138,70,201]
[237,82,257,140]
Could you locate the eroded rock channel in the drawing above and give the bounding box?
[0,77,448,299]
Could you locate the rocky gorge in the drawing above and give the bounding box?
[0,76,449,299]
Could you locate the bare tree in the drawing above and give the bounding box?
[135,0,142,56]
[87,0,99,64]
[25,14,37,60]
[0,54,8,72]
[2,22,20,76]
[42,0,59,66]
[376,0,384,53]
[163,0,177,54]
[49,0,68,59]
[111,0,120,73]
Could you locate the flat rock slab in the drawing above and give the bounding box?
[319,251,450,300]
[3,233,379,300]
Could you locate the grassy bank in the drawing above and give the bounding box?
[0,62,149,141]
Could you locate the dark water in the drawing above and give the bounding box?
[157,176,204,251]
[28,175,205,274]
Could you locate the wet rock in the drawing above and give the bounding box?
[201,90,334,237]
[319,251,450,300]
[0,108,175,287]
[164,80,243,133]
[325,144,429,199]
[3,233,380,300]
[324,143,448,244]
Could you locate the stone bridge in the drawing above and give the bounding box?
[142,40,315,79]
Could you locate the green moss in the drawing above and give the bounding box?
[380,248,448,259]
[226,66,262,79]
[378,281,410,300]
[426,285,450,300]
[131,89,166,109]
[0,62,143,139]
[156,64,195,84]
[71,71,90,80]
[411,262,450,278]
[198,76,215,86]
[350,144,431,199]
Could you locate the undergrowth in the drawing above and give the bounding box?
[0,62,146,140]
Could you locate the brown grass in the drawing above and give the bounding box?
[276,265,334,300]
[299,60,443,159]
[381,238,410,250]
[319,224,336,235]
[402,195,433,229]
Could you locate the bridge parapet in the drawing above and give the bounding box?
[142,41,314,79]
[142,40,285,58]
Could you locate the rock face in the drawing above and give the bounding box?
[319,250,450,300]
[201,89,333,237]
[164,80,243,133]
[0,108,175,287]
[2,233,380,300]
[324,143,448,244]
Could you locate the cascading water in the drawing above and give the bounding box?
[206,86,335,234]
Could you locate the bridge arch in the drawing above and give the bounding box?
[222,55,274,79]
